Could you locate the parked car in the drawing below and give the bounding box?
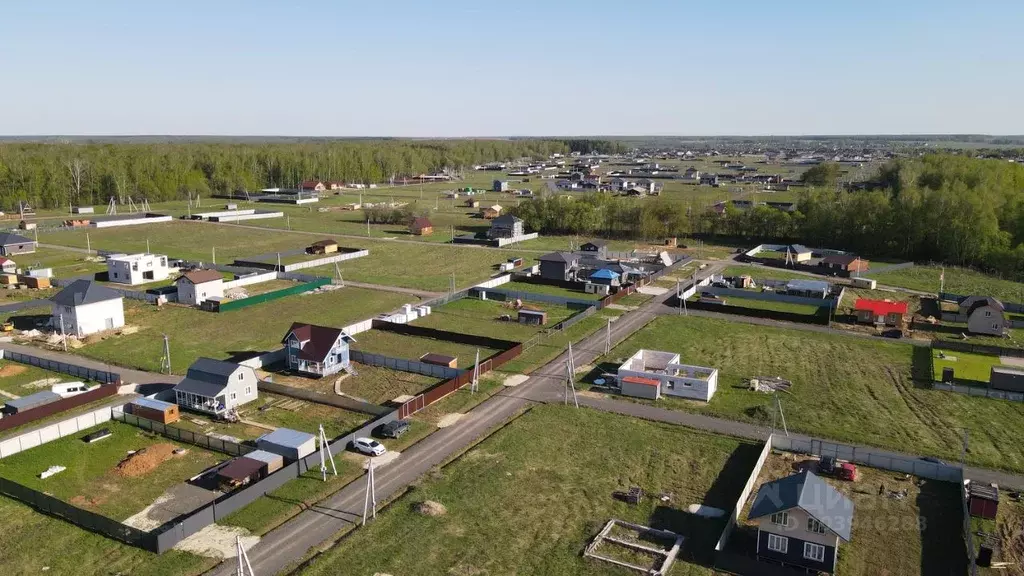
[351,437,387,456]
[376,419,410,439]
[881,329,903,339]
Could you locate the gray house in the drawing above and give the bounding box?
[960,296,1008,336]
[0,232,37,256]
[538,252,580,281]
[281,322,352,378]
[748,471,853,574]
[487,214,524,239]
[173,358,259,416]
[579,239,608,259]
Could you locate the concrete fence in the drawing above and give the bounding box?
[222,270,278,289]
[474,274,512,290]
[933,382,1024,403]
[236,348,287,370]
[342,318,374,336]
[281,249,369,272]
[0,404,116,458]
[715,436,773,552]
[349,349,463,380]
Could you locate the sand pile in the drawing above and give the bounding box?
[413,500,447,517]
[115,443,176,477]
[0,364,27,378]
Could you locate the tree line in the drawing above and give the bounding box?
[510,154,1024,280]
[0,139,576,209]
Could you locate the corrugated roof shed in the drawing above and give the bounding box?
[6,390,62,411]
[258,428,315,449]
[785,279,830,293]
[130,397,176,412]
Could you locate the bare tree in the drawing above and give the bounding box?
[65,158,87,204]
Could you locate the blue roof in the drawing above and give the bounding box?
[131,397,176,411]
[590,269,620,280]
[749,471,854,541]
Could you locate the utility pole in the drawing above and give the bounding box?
[470,348,480,393]
[59,314,67,352]
[960,429,969,469]
[212,246,216,265]
[366,219,370,237]
[362,458,377,525]
[677,280,682,315]
[564,341,579,408]
[605,317,611,354]
[775,395,789,436]
[235,535,255,576]
[318,424,337,481]
[160,334,171,374]
[146,238,150,254]
[450,273,455,295]
[286,214,290,230]
[86,233,91,255]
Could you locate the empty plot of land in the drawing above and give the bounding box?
[265,364,437,406]
[299,405,762,576]
[872,265,1024,302]
[594,314,1024,472]
[412,297,575,341]
[730,451,966,576]
[0,362,81,398]
[931,350,1002,383]
[0,421,224,520]
[352,330,500,368]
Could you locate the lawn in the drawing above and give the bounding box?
[590,314,1024,472]
[299,405,762,576]
[721,264,826,282]
[333,363,438,405]
[872,265,1024,302]
[731,451,967,576]
[0,421,224,520]
[691,294,822,315]
[499,309,622,374]
[12,246,107,278]
[351,329,500,367]
[0,361,86,398]
[39,286,409,373]
[412,297,576,342]
[931,350,1002,383]
[500,280,604,301]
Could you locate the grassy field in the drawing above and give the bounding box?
[721,264,826,282]
[14,246,107,278]
[0,421,224,520]
[931,350,1002,383]
[503,280,603,301]
[0,361,85,398]
[589,315,1024,472]
[872,265,1024,302]
[300,406,761,576]
[692,294,823,315]
[35,286,409,373]
[263,364,437,405]
[411,297,576,342]
[352,329,500,367]
[732,451,966,576]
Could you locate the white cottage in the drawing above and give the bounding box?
[107,253,170,285]
[50,280,125,337]
[173,358,259,416]
[175,269,224,306]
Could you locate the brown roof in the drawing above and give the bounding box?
[410,217,433,229]
[217,457,265,481]
[176,269,223,285]
[820,254,861,267]
[622,376,660,387]
[420,353,456,365]
[281,322,348,362]
[311,239,338,247]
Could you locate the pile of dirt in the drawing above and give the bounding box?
[0,364,27,378]
[115,443,177,477]
[413,500,447,517]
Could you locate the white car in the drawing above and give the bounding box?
[352,437,387,456]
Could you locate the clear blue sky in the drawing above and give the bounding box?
[2,0,1021,136]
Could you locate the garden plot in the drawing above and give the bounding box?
[411,297,575,342]
[351,330,500,368]
[729,451,966,576]
[0,421,225,521]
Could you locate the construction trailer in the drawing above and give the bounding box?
[129,397,180,424]
[517,309,547,326]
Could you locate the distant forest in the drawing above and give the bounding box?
[0,139,585,209]
[511,154,1024,279]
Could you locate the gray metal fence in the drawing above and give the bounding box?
[257,380,391,415]
[552,305,597,331]
[0,349,121,385]
[113,410,251,456]
[772,435,963,482]
[473,287,596,310]
[933,382,1024,403]
[349,349,462,380]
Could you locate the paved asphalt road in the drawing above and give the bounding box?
[0,341,181,386]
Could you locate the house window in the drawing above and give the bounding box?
[984,310,992,317]
[230,392,237,400]
[238,373,244,380]
[807,518,827,534]
[666,381,674,390]
[770,511,789,527]
[803,542,825,562]
[64,306,72,314]
[245,386,252,395]
[993,323,1001,330]
[766,534,788,554]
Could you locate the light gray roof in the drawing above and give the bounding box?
[130,397,176,411]
[50,279,123,307]
[244,449,284,465]
[173,377,227,397]
[749,471,853,541]
[258,427,315,448]
[786,279,830,293]
[0,232,33,246]
[5,390,61,410]
[186,357,242,384]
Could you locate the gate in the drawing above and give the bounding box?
[399,394,426,418]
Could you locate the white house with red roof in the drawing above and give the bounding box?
[0,257,16,274]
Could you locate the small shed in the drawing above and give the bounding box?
[968,483,1000,520]
[517,309,547,326]
[0,257,15,274]
[420,353,457,369]
[309,239,339,255]
[409,217,434,236]
[216,457,266,489]
[620,376,661,400]
[589,268,621,286]
[3,390,62,415]
[989,366,1024,393]
[71,206,95,214]
[0,274,16,285]
[244,449,285,474]
[465,199,480,208]
[129,397,180,424]
[18,275,50,289]
[257,428,316,461]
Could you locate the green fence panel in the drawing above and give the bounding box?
[217,278,331,312]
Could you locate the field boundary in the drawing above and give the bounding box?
[931,338,1024,359]
[349,349,462,380]
[714,436,773,552]
[215,277,331,312]
[683,300,830,325]
[257,380,391,416]
[0,403,116,458]
[113,410,252,456]
[932,382,1024,403]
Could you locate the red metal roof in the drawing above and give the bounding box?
[281,322,347,362]
[854,298,907,316]
[622,376,660,387]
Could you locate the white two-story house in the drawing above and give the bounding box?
[175,269,224,306]
[50,280,125,337]
[172,358,259,416]
[107,253,170,285]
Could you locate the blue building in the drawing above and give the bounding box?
[281,323,353,378]
[589,268,621,287]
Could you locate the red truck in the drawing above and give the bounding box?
[818,456,858,481]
